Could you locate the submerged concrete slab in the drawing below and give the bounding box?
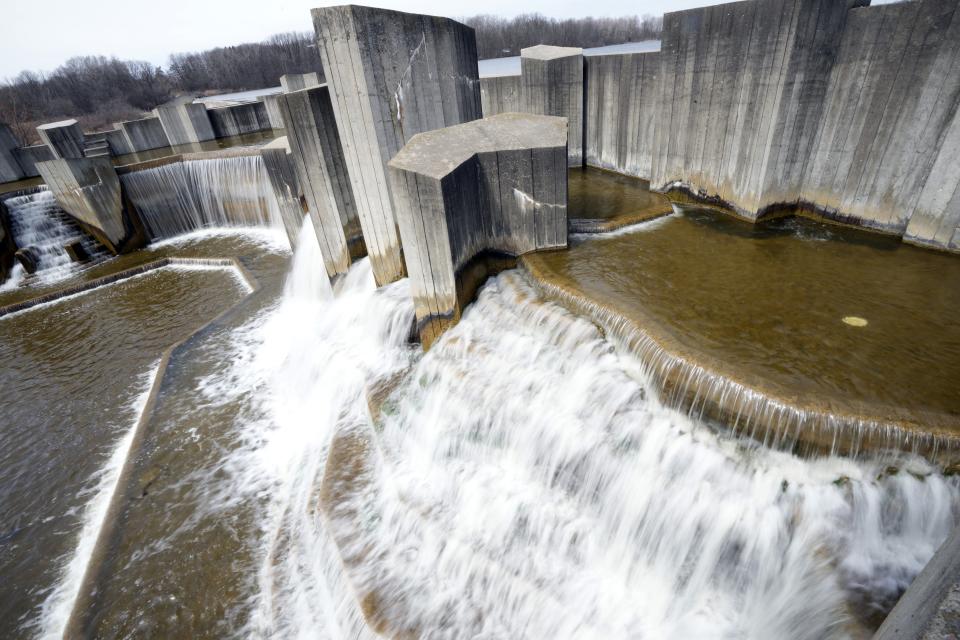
[36,157,145,253]
[278,85,359,277]
[312,4,482,286]
[280,72,322,93]
[0,123,25,183]
[260,137,305,248]
[521,45,584,167]
[154,97,215,146]
[37,119,85,160]
[388,112,567,347]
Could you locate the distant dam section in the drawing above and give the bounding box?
[481,0,960,252]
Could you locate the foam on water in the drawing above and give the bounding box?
[189,219,958,639]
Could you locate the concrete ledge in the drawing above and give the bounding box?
[36,157,146,254]
[388,112,567,347]
[875,525,960,640]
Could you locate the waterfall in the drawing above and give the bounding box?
[192,228,958,639]
[120,156,287,243]
[1,189,104,289]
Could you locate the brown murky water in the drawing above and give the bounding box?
[525,207,960,450]
[0,232,288,638]
[567,167,673,229]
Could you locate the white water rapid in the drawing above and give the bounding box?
[191,219,959,639]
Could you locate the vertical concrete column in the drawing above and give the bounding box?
[280,72,322,92]
[37,119,86,160]
[0,123,25,183]
[154,97,216,146]
[480,75,521,117]
[312,5,482,286]
[520,45,584,167]
[277,85,360,277]
[259,94,286,129]
[388,113,567,348]
[260,137,306,248]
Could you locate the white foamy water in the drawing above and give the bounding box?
[189,222,958,639]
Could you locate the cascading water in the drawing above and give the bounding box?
[1,188,104,289]
[189,221,958,640]
[120,155,286,242]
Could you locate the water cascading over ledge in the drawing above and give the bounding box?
[119,154,287,242]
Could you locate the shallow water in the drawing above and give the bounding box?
[568,167,671,223]
[525,208,960,449]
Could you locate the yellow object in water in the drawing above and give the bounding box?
[842,316,868,327]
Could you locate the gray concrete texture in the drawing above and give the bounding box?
[13,144,54,178]
[207,102,274,138]
[280,72,322,92]
[521,45,584,167]
[104,129,134,157]
[388,112,567,346]
[260,136,305,248]
[36,157,143,253]
[480,75,521,116]
[0,123,25,183]
[154,97,216,146]
[117,116,171,152]
[37,119,86,160]
[259,94,286,130]
[874,525,960,640]
[312,4,482,286]
[277,85,359,277]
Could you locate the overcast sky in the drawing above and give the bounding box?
[0,0,741,79]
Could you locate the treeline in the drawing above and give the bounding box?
[0,32,322,144]
[465,14,662,59]
[0,14,662,145]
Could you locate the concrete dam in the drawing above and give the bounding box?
[0,0,959,638]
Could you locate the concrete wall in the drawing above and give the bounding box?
[388,113,567,347]
[36,157,145,253]
[521,45,584,167]
[154,98,216,145]
[259,94,286,130]
[37,120,86,160]
[260,137,305,247]
[13,144,54,177]
[480,75,521,116]
[312,5,482,286]
[0,124,25,183]
[277,85,359,277]
[584,52,660,179]
[207,102,273,138]
[104,129,134,156]
[280,72,322,92]
[117,116,171,153]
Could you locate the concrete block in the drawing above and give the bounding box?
[117,116,170,152]
[37,119,86,160]
[207,102,273,138]
[259,136,305,248]
[13,144,53,177]
[312,4,482,286]
[36,157,145,253]
[480,75,521,116]
[259,94,286,129]
[388,113,567,347]
[874,525,960,640]
[154,97,216,145]
[104,128,134,156]
[278,85,359,277]
[280,72,322,92]
[521,45,584,167]
[0,123,25,182]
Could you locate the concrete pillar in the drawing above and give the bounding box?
[277,85,360,278]
[37,119,86,160]
[207,102,273,138]
[117,116,171,152]
[36,157,146,254]
[154,97,216,146]
[520,45,584,167]
[13,144,53,178]
[312,5,482,286]
[480,75,521,117]
[388,113,567,348]
[280,72,322,93]
[259,94,286,129]
[260,137,305,248]
[0,123,25,183]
